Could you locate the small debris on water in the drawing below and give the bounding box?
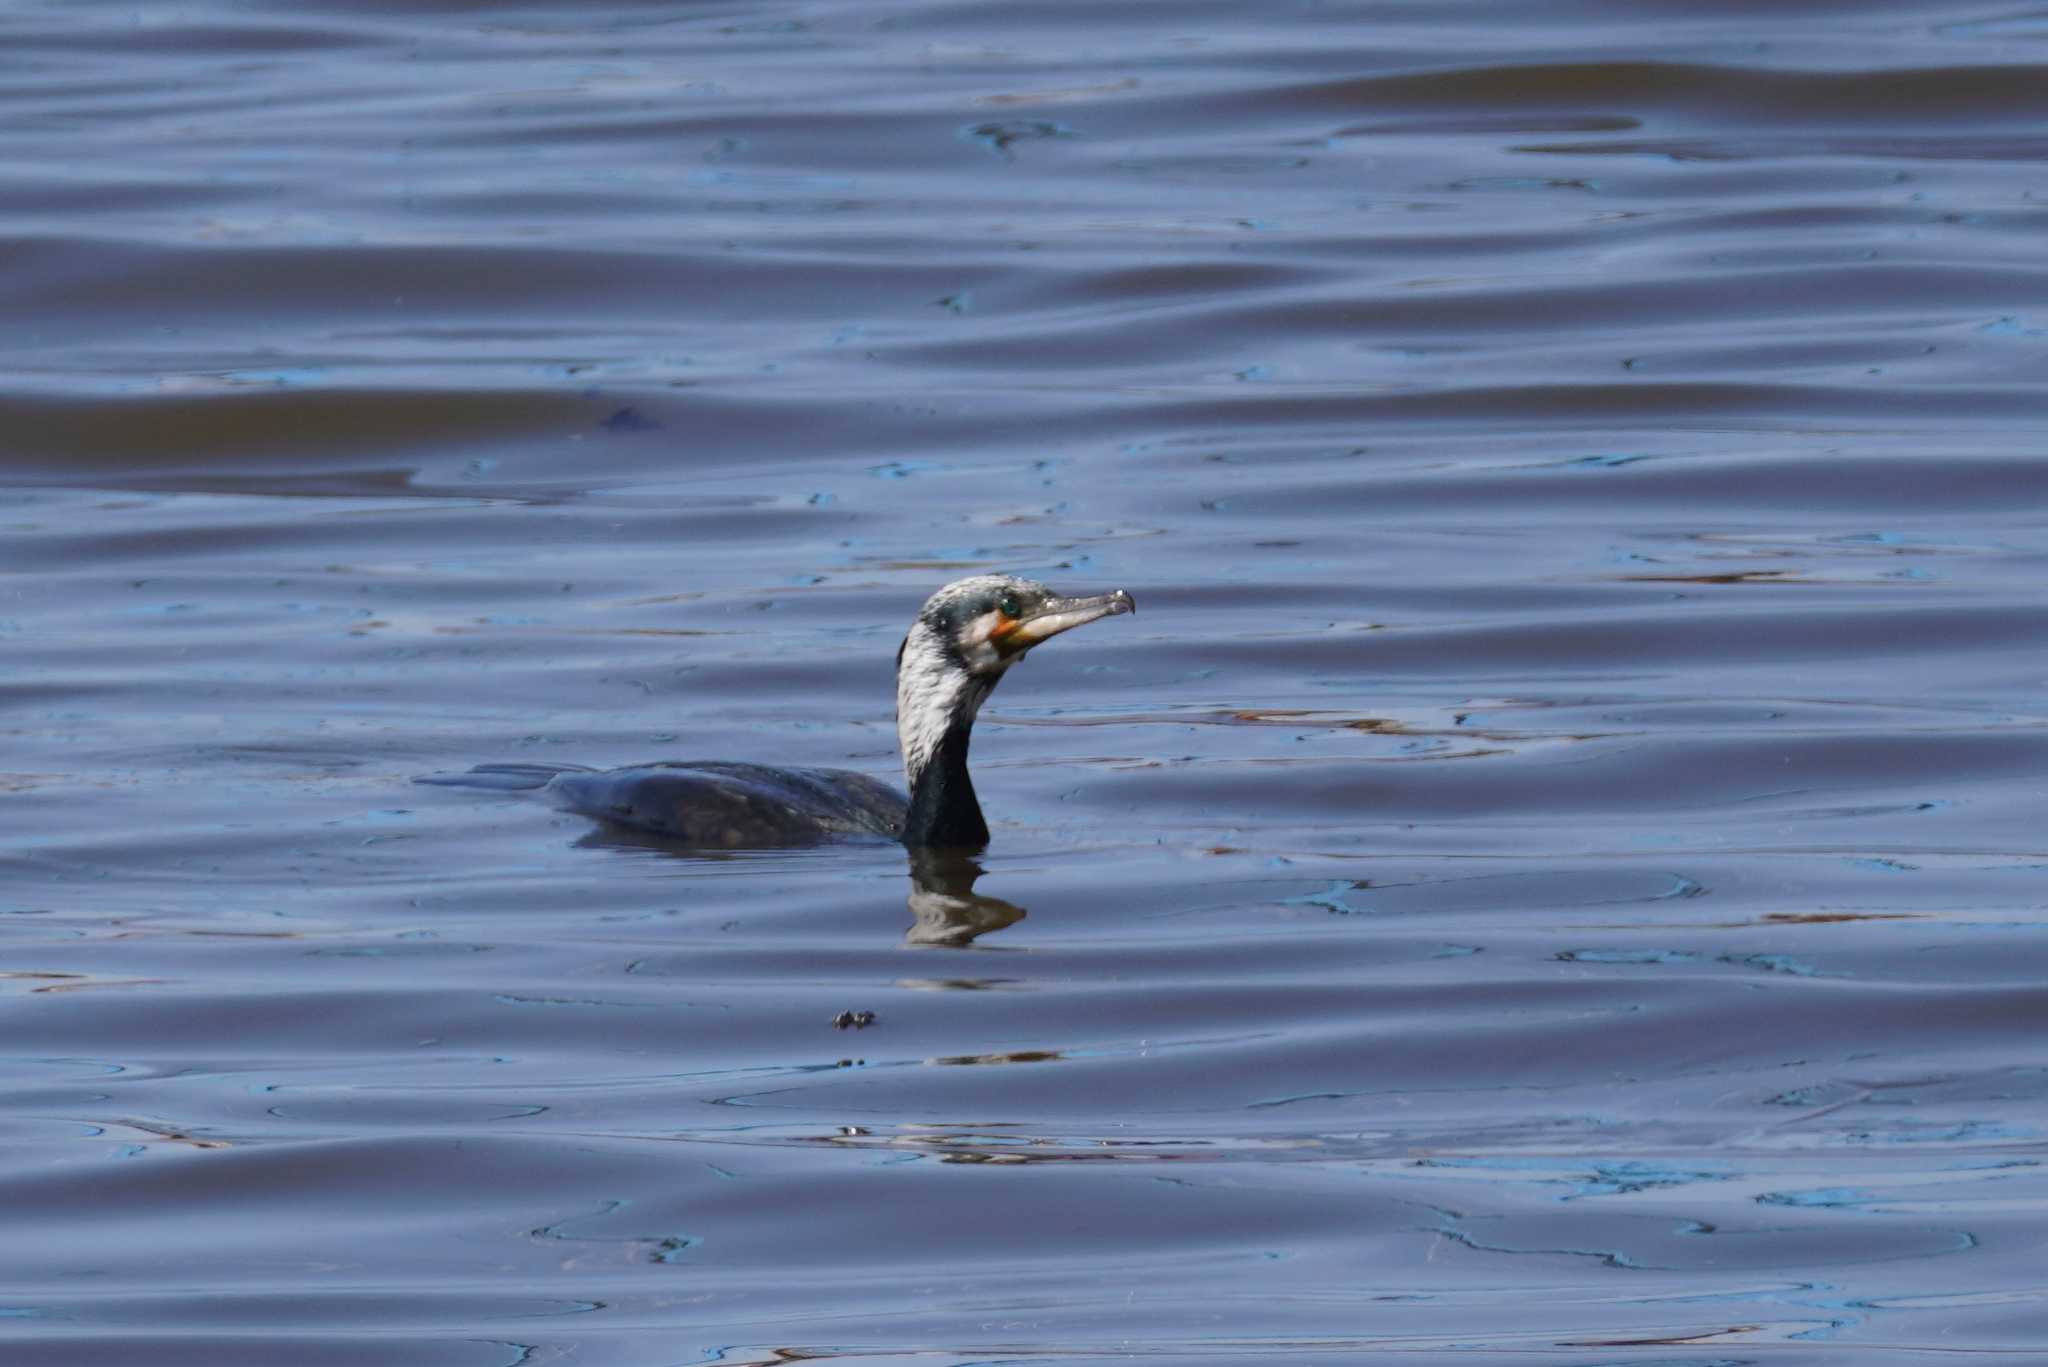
[831,1009,876,1030]
[600,406,660,432]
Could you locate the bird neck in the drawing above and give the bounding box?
[901,721,989,848]
[895,623,1002,848]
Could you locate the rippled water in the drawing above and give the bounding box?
[6,2,2048,1362]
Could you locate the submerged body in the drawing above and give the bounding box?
[417,575,1134,849]
[425,760,907,846]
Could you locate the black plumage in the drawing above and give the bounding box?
[417,574,1133,850]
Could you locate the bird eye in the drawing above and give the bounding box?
[997,594,1020,618]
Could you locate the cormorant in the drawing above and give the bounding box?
[417,574,1135,849]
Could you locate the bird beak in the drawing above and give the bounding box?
[996,588,1136,651]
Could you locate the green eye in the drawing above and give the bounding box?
[998,594,1020,618]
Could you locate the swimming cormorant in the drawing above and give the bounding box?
[417,574,1134,849]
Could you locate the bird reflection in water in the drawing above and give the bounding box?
[904,847,1024,947]
[575,828,1029,947]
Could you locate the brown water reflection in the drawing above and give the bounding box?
[5,0,2048,1363]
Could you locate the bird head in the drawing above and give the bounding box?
[895,574,1135,785]
[911,574,1136,679]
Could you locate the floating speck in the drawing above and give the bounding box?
[962,120,1073,158]
[601,407,660,432]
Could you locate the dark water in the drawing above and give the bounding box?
[6,2,2048,1362]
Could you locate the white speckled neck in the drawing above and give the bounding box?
[895,620,993,787]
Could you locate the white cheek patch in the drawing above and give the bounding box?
[955,610,1007,673]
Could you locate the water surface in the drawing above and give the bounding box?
[5,1,2048,1362]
